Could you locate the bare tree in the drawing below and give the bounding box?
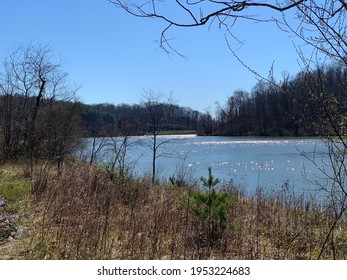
[275,3,347,259]
[0,43,78,169]
[38,102,85,168]
[141,90,176,183]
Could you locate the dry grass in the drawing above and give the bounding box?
[8,160,347,260]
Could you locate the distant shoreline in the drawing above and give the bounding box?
[157,130,197,135]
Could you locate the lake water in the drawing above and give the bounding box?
[85,135,332,195]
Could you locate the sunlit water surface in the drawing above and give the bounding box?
[86,136,332,196]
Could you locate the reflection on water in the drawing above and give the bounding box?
[85,136,331,195]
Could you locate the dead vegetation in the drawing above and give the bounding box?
[4,160,343,260]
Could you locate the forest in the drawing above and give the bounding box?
[82,102,201,137]
[213,64,347,136]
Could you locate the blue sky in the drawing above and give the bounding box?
[1,0,309,113]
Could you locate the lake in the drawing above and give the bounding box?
[85,135,332,196]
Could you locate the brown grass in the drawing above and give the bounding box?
[13,160,347,260]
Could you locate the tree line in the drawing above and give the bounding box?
[82,101,202,137]
[82,63,347,138]
[213,64,347,137]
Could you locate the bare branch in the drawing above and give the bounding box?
[109,0,306,54]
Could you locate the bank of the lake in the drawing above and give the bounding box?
[1,156,346,260]
[158,130,198,135]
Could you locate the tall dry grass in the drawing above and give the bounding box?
[22,160,347,259]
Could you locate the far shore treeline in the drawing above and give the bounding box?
[82,63,346,137]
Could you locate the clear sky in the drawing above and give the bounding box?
[1,0,310,113]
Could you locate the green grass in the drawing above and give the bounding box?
[0,166,33,259]
[0,169,31,213]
